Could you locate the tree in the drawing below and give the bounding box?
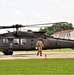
[39,22,73,36]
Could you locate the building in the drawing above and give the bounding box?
[51,29,74,40]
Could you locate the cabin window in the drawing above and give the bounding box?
[31,39,34,41]
[3,39,5,43]
[6,39,8,43]
[3,39,8,43]
[14,39,19,45]
[21,39,26,45]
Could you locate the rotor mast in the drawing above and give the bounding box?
[12,24,22,32]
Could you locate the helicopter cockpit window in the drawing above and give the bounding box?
[14,39,19,45]
[21,39,26,45]
[3,39,8,43]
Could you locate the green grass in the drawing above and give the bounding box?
[0,59,74,75]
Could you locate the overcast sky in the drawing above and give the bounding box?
[0,0,74,32]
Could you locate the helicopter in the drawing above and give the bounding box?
[0,22,74,55]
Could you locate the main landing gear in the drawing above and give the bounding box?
[3,50,13,55]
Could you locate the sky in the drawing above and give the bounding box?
[0,0,74,33]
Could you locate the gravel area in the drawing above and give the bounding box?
[0,52,74,60]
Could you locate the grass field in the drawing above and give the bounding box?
[0,48,74,75]
[0,59,74,75]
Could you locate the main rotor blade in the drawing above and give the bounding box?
[0,22,68,29]
[0,25,22,29]
[0,26,13,29]
[23,22,68,27]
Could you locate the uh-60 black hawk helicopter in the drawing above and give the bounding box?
[0,22,74,55]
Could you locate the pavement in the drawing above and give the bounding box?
[0,52,74,60]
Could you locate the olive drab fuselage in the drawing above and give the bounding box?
[0,31,74,55]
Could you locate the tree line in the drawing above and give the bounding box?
[39,22,73,36]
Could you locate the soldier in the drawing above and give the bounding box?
[36,38,44,56]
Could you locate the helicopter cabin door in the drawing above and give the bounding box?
[2,38,9,50]
[20,38,27,49]
[24,38,36,50]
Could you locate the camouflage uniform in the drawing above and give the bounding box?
[36,39,44,56]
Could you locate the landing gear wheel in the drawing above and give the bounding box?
[4,52,9,55]
[8,50,13,55]
[3,50,13,55]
